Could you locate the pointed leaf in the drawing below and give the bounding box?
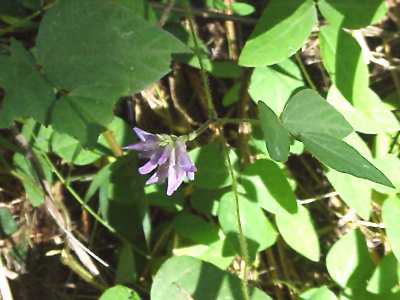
[326,229,374,288]
[240,159,297,214]
[382,196,400,262]
[301,132,393,188]
[238,0,317,66]
[0,39,54,127]
[318,0,387,29]
[281,89,353,139]
[218,191,277,260]
[258,101,290,162]
[36,0,188,94]
[151,256,273,300]
[275,205,320,262]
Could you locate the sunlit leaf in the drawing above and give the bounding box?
[239,0,317,66]
[275,205,320,262]
[151,256,273,300]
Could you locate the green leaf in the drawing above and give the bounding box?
[190,143,235,189]
[372,155,400,194]
[319,25,369,103]
[174,213,219,245]
[367,253,400,294]
[300,132,394,188]
[51,131,101,166]
[240,159,297,214]
[218,191,277,260]
[116,243,137,285]
[36,0,188,94]
[0,39,54,128]
[382,196,400,262]
[231,2,255,16]
[91,154,146,242]
[239,0,317,66]
[275,205,320,262]
[50,87,121,146]
[258,102,290,162]
[151,256,273,300]
[249,59,304,115]
[318,0,387,29]
[173,213,235,269]
[326,169,372,220]
[281,89,353,139]
[327,85,399,134]
[300,286,338,300]
[21,119,53,152]
[0,208,18,236]
[326,229,374,288]
[100,285,141,300]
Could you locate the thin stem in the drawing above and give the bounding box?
[102,130,123,157]
[224,145,250,300]
[187,118,260,141]
[184,1,217,119]
[295,52,317,91]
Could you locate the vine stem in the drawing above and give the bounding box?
[224,145,251,300]
[184,2,250,299]
[295,52,317,91]
[184,1,217,119]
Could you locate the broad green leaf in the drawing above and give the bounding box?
[89,154,146,242]
[0,39,54,128]
[327,85,399,134]
[231,2,255,16]
[382,196,400,262]
[21,119,53,152]
[173,213,235,269]
[258,102,290,162]
[0,208,18,236]
[218,191,277,260]
[372,155,400,194]
[151,256,273,300]
[174,213,219,245]
[36,0,187,94]
[51,131,101,165]
[116,243,137,285]
[239,0,317,66]
[275,205,320,262]
[173,238,235,270]
[319,25,369,103]
[100,285,141,300]
[301,132,393,188]
[281,89,353,139]
[300,286,337,300]
[326,169,372,220]
[190,143,235,189]
[367,253,400,294]
[326,229,374,288]
[318,0,387,29]
[240,159,297,214]
[222,83,241,107]
[191,188,225,216]
[249,59,304,115]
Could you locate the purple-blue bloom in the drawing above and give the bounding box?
[124,127,197,196]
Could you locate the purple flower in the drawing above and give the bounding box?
[124,127,197,196]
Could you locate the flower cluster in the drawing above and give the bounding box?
[124,127,197,196]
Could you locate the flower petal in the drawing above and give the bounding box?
[123,141,158,152]
[133,127,157,142]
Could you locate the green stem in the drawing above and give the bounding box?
[184,1,217,119]
[295,52,317,91]
[184,4,251,298]
[224,145,251,300]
